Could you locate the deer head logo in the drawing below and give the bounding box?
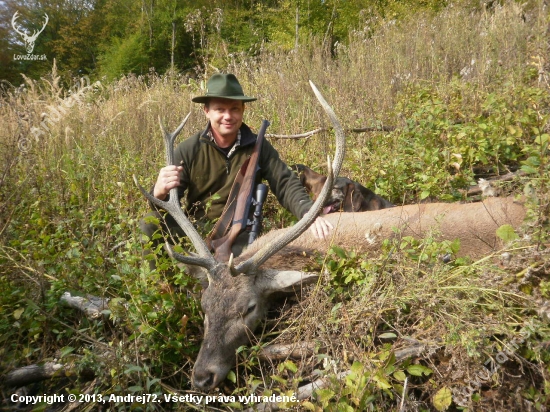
[11,11,49,54]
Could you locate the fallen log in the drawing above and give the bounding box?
[466,171,527,197]
[3,362,74,387]
[60,292,110,319]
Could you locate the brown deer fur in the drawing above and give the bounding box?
[237,197,526,268]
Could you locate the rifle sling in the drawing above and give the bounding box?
[208,120,269,259]
[207,158,249,245]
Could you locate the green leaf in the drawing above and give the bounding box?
[407,364,432,376]
[315,388,335,403]
[332,246,347,259]
[337,402,355,412]
[378,332,397,339]
[535,134,549,145]
[128,385,143,393]
[283,360,298,373]
[124,365,143,374]
[520,165,538,174]
[496,224,519,242]
[373,373,392,389]
[301,401,316,411]
[393,370,407,381]
[226,370,236,383]
[350,361,364,375]
[13,308,24,320]
[270,374,287,384]
[433,387,453,411]
[60,346,75,358]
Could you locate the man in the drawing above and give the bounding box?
[140,73,332,259]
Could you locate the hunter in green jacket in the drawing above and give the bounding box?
[140,73,333,259]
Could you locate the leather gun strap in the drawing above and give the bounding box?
[207,159,249,247]
[207,120,268,253]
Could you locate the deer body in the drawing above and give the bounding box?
[239,196,526,268]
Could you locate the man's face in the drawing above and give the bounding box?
[204,98,245,144]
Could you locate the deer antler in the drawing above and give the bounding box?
[33,13,49,40]
[133,113,218,271]
[11,11,48,40]
[234,81,346,274]
[11,11,26,37]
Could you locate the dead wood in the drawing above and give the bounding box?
[3,362,75,387]
[3,360,97,388]
[466,170,527,197]
[59,291,110,319]
[267,126,395,139]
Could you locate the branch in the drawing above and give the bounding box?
[60,292,110,319]
[266,128,327,140]
[349,126,396,133]
[3,362,75,387]
[267,126,396,139]
[466,170,527,197]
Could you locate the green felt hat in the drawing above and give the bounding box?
[192,73,257,103]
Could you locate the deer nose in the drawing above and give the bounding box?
[192,368,218,391]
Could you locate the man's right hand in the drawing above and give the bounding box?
[153,165,183,200]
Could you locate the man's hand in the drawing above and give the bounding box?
[309,216,334,240]
[153,165,183,200]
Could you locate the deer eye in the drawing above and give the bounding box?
[244,303,256,316]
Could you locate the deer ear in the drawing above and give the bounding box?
[178,264,210,288]
[256,270,318,294]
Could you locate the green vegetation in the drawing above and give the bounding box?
[1,0,550,410]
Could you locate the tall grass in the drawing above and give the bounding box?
[1,1,549,410]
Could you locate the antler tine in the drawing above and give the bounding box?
[37,13,49,36]
[165,243,215,268]
[308,80,345,178]
[133,113,217,269]
[235,81,346,274]
[235,155,334,274]
[11,12,24,36]
[159,114,188,165]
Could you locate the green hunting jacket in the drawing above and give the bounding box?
[158,121,313,222]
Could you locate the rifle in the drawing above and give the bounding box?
[248,183,269,245]
[210,120,270,262]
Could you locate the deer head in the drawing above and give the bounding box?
[134,81,345,391]
[12,11,49,54]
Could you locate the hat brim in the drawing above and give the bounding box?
[192,95,257,103]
